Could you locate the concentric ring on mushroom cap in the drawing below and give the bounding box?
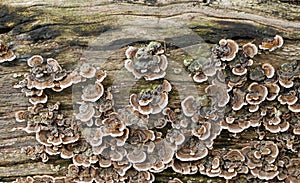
[243,43,258,58]
[219,39,239,61]
[259,35,284,51]
[27,55,44,67]
[81,81,104,102]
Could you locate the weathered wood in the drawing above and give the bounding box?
[0,0,300,182]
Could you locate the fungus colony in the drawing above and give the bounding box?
[9,36,300,182]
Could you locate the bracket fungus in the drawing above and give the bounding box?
[259,35,284,51]
[130,80,171,115]
[125,42,168,80]
[12,35,300,182]
[205,79,230,108]
[213,39,239,61]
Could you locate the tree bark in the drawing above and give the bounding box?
[0,0,299,182]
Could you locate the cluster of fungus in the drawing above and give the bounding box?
[125,41,167,80]
[9,34,300,182]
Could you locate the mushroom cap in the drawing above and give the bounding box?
[162,79,172,92]
[127,149,147,164]
[62,133,80,144]
[60,146,74,159]
[262,63,275,78]
[259,35,284,51]
[225,116,235,124]
[159,54,168,71]
[220,39,239,61]
[72,154,91,167]
[58,70,82,89]
[168,178,183,183]
[246,82,268,105]
[288,103,300,112]
[243,43,258,58]
[130,94,152,115]
[75,103,95,122]
[45,146,60,155]
[27,55,43,67]
[249,104,259,113]
[232,65,247,76]
[46,58,62,73]
[15,110,29,122]
[264,83,280,101]
[205,82,230,108]
[278,76,294,88]
[101,113,126,137]
[172,159,198,175]
[81,82,104,102]
[192,122,211,140]
[278,91,298,105]
[125,44,168,81]
[125,46,138,59]
[26,74,55,90]
[80,63,96,78]
[36,130,52,146]
[181,96,197,117]
[223,149,245,161]
[250,166,279,180]
[32,175,54,182]
[175,145,208,161]
[28,92,48,105]
[232,88,246,111]
[96,70,107,83]
[193,72,208,83]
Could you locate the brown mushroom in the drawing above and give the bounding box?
[172,159,199,174]
[181,96,198,117]
[130,80,171,115]
[125,46,138,59]
[46,58,62,73]
[259,35,284,51]
[205,79,230,108]
[232,88,246,111]
[75,103,95,122]
[278,90,298,105]
[101,112,126,137]
[28,92,48,105]
[218,39,239,61]
[27,55,43,67]
[15,110,30,122]
[262,63,275,78]
[80,63,96,79]
[243,43,258,58]
[288,103,300,113]
[127,148,147,164]
[245,82,268,105]
[264,82,280,101]
[232,64,247,76]
[175,137,208,161]
[124,43,168,81]
[81,81,104,102]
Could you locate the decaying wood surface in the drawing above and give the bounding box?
[0,0,299,182]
